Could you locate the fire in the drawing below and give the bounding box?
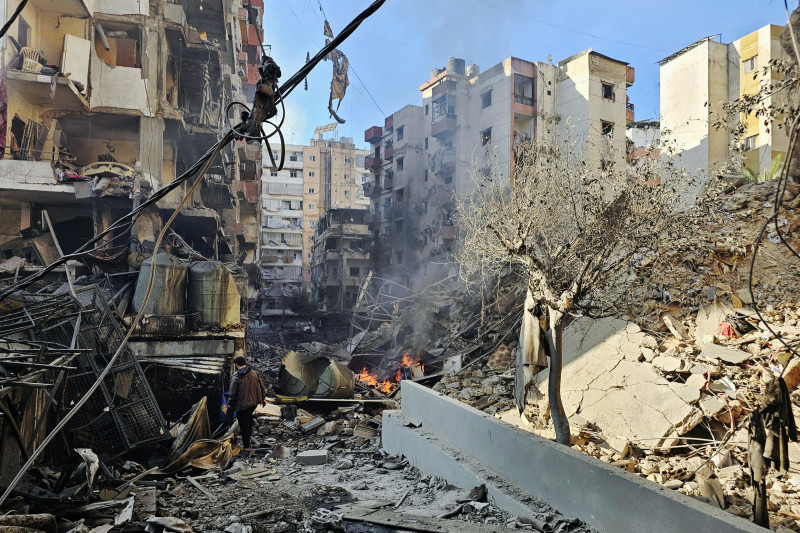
[397,352,424,381]
[357,367,394,394]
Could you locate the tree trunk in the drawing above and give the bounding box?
[545,306,570,445]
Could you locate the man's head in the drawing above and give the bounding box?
[234,356,247,368]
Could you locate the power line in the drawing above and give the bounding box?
[473,0,669,52]
[285,0,386,117]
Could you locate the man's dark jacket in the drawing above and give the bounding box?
[229,366,266,411]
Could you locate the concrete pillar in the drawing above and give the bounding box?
[139,116,164,188]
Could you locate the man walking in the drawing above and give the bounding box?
[227,356,267,449]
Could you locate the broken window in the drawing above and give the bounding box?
[424,169,428,182]
[481,90,492,109]
[602,83,615,101]
[397,126,404,141]
[601,121,613,138]
[444,176,453,185]
[425,137,429,149]
[95,23,142,68]
[481,128,492,146]
[397,157,404,171]
[395,251,403,264]
[743,56,757,74]
[743,134,758,152]
[395,188,404,203]
[350,266,359,276]
[514,74,534,106]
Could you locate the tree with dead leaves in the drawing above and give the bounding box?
[454,122,695,445]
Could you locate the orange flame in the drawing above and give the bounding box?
[357,367,395,394]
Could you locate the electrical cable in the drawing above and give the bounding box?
[0,0,28,40]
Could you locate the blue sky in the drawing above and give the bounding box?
[264,0,789,149]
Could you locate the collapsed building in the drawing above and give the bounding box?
[0,0,267,485]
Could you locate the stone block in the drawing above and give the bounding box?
[296,450,328,465]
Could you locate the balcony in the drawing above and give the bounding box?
[384,115,393,131]
[626,102,635,124]
[237,181,261,204]
[365,126,382,144]
[391,203,404,218]
[432,147,456,175]
[442,225,456,240]
[626,66,635,87]
[368,185,383,197]
[31,0,91,16]
[365,155,382,170]
[383,176,393,190]
[431,115,457,138]
[7,70,88,112]
[384,145,394,160]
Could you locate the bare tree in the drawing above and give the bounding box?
[454,122,694,445]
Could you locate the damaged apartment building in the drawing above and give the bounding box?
[363,52,634,293]
[0,0,265,408]
[259,128,369,318]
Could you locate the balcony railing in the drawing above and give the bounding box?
[626,66,635,86]
[365,126,382,144]
[364,155,382,170]
[431,114,457,138]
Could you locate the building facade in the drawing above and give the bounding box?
[659,25,788,185]
[363,51,634,291]
[0,0,265,364]
[259,144,304,320]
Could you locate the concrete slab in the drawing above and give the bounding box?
[384,381,764,533]
[539,317,703,450]
[700,343,751,365]
[296,450,328,465]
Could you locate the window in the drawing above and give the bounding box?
[290,171,298,178]
[425,104,429,115]
[424,201,428,214]
[344,158,352,164]
[601,121,613,138]
[270,171,278,177]
[397,126,404,141]
[602,83,615,101]
[444,176,453,185]
[17,16,30,47]
[344,190,350,197]
[395,220,403,233]
[547,90,552,96]
[514,74,534,106]
[424,169,428,182]
[397,157,404,171]
[309,155,316,161]
[344,174,350,180]
[423,235,428,246]
[424,137,429,149]
[308,204,315,210]
[743,56,758,74]
[308,187,315,194]
[481,128,492,146]
[350,267,360,276]
[308,171,315,177]
[395,188,404,203]
[289,154,298,162]
[743,134,758,152]
[481,90,492,109]
[308,253,312,259]
[395,251,403,265]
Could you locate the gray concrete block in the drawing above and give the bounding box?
[385,381,764,533]
[296,449,328,465]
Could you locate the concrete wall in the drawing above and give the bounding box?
[385,381,765,533]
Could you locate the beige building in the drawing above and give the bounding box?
[660,26,788,189]
[302,135,369,287]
